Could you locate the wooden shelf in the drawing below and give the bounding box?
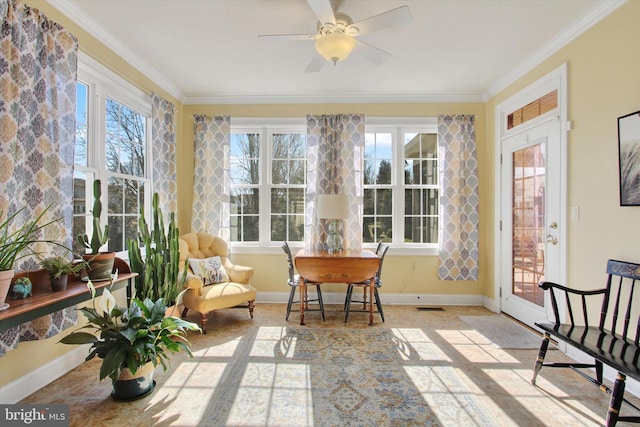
[0,258,135,332]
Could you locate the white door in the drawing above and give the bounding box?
[501,119,562,328]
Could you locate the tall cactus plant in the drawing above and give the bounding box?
[128,193,184,306]
[77,179,109,254]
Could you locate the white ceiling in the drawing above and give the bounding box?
[48,0,624,104]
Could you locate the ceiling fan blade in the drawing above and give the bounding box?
[257,33,315,41]
[355,39,391,65]
[350,5,413,35]
[304,53,326,73]
[307,0,335,24]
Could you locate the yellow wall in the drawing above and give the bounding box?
[486,1,640,292]
[180,103,488,297]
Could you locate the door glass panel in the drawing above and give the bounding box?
[512,143,546,307]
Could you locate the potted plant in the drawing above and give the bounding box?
[0,206,59,307]
[127,193,185,311]
[39,255,88,291]
[60,278,201,400]
[77,179,114,281]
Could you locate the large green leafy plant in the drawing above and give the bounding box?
[60,278,201,383]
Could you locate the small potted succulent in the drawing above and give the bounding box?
[39,255,88,291]
[77,179,114,281]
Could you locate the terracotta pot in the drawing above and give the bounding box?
[0,269,15,306]
[83,252,116,281]
[112,361,155,401]
[50,274,69,292]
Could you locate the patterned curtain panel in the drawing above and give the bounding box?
[306,114,364,251]
[437,115,479,281]
[151,93,177,216]
[0,0,78,356]
[192,115,230,241]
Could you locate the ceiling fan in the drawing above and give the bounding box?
[258,0,413,72]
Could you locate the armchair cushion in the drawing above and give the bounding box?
[188,256,230,285]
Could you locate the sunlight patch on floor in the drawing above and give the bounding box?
[226,362,313,426]
[404,365,499,425]
[392,328,451,361]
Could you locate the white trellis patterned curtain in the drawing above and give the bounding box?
[0,0,78,356]
[191,115,230,241]
[151,93,177,216]
[437,114,479,281]
[305,114,364,251]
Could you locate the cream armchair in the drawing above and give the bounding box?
[179,232,256,333]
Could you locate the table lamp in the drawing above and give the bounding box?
[317,194,350,253]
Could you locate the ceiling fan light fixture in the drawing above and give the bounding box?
[315,32,356,65]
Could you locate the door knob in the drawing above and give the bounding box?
[546,234,558,245]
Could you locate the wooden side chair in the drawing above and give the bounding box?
[282,241,325,321]
[344,243,389,323]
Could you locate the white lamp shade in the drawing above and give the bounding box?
[317,194,350,219]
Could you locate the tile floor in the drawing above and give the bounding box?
[19,304,640,426]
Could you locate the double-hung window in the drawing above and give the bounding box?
[73,54,152,257]
[364,118,439,252]
[230,120,307,246]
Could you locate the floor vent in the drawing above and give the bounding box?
[416,307,444,311]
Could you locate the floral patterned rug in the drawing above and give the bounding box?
[200,327,495,426]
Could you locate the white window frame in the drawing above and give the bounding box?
[230,118,306,250]
[76,52,152,258]
[366,117,439,255]
[231,117,438,256]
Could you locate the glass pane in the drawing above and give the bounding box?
[242,216,259,241]
[124,179,139,214]
[404,160,417,185]
[289,188,305,214]
[105,99,119,134]
[363,189,374,215]
[423,159,438,185]
[272,160,287,184]
[512,143,546,307]
[289,160,305,185]
[270,188,286,213]
[404,217,422,243]
[376,189,391,215]
[124,216,138,248]
[271,215,286,241]
[75,82,88,166]
[424,188,438,215]
[363,217,375,243]
[290,214,304,241]
[376,160,392,185]
[108,215,123,252]
[108,177,123,214]
[106,134,119,172]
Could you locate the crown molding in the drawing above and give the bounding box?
[485,0,627,99]
[46,0,185,102]
[183,92,485,105]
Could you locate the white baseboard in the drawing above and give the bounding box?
[0,345,88,404]
[256,291,484,307]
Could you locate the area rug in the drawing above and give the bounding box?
[458,314,543,349]
[198,327,498,426]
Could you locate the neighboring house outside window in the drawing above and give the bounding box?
[74,54,152,257]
